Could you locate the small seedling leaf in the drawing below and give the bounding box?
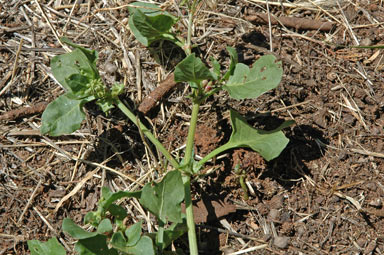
[223,55,282,99]
[107,204,128,221]
[223,46,238,80]
[111,235,155,255]
[125,221,142,246]
[140,170,184,224]
[210,56,221,80]
[128,2,177,46]
[62,218,98,239]
[174,53,215,86]
[75,234,118,255]
[96,219,113,235]
[40,94,87,136]
[110,231,127,248]
[222,110,292,161]
[28,237,66,255]
[51,48,98,92]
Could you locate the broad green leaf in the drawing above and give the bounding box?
[125,221,142,246]
[51,48,98,92]
[174,54,215,86]
[218,110,292,161]
[28,237,66,255]
[112,236,155,255]
[40,94,87,136]
[223,55,282,99]
[62,218,97,240]
[96,219,112,235]
[140,170,184,224]
[61,37,98,67]
[223,46,238,80]
[128,2,177,46]
[210,56,221,80]
[75,235,118,255]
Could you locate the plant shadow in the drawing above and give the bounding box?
[148,40,186,70]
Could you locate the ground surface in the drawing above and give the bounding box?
[1,0,384,254]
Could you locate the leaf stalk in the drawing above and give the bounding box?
[115,98,179,169]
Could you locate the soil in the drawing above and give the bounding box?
[1,0,384,254]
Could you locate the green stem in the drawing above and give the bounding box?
[181,2,201,254]
[239,174,249,201]
[185,0,198,55]
[196,143,232,169]
[115,98,179,169]
[181,101,200,255]
[184,102,200,165]
[182,174,198,255]
[157,223,164,250]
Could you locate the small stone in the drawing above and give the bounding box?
[369,198,382,208]
[268,209,280,221]
[296,225,306,236]
[274,236,290,249]
[105,62,117,74]
[221,247,236,254]
[361,38,373,46]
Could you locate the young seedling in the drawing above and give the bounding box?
[30,1,293,254]
[234,164,249,201]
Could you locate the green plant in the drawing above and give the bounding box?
[30,1,293,254]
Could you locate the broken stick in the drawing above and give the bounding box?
[0,102,48,121]
[137,73,179,115]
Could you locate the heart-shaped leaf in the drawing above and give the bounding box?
[198,110,292,167]
[125,221,142,246]
[128,2,177,46]
[28,237,66,255]
[62,218,98,240]
[224,110,292,161]
[174,54,215,86]
[75,235,118,255]
[40,94,87,136]
[97,219,113,235]
[140,170,184,224]
[223,55,282,99]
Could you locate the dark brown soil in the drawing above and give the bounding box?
[1,0,384,254]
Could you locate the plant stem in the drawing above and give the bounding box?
[185,0,198,55]
[184,102,200,165]
[182,174,198,255]
[239,174,249,201]
[196,143,233,169]
[115,98,179,169]
[182,2,201,254]
[182,101,200,255]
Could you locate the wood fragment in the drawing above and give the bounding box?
[137,73,178,115]
[245,13,335,31]
[0,102,48,121]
